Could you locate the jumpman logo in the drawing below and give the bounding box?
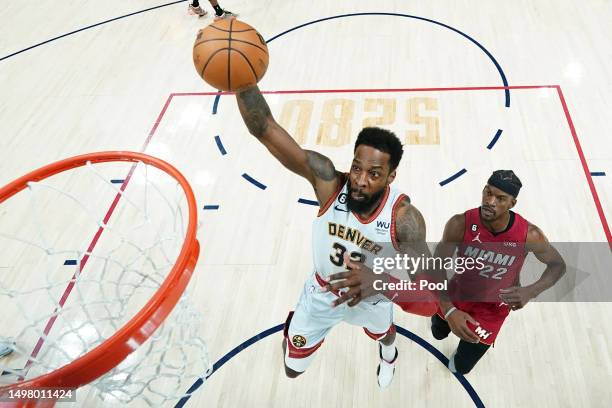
[472,232,482,243]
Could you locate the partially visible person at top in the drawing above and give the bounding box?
[188,0,236,18]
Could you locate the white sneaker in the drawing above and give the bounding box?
[0,340,15,358]
[377,344,398,389]
[215,10,238,20]
[188,5,208,17]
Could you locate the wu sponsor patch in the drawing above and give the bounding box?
[375,220,391,233]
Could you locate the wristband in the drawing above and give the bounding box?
[444,306,457,319]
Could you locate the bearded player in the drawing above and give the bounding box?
[235,85,436,388]
[324,170,565,374]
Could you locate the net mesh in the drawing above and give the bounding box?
[0,157,211,406]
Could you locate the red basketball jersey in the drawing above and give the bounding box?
[449,207,529,305]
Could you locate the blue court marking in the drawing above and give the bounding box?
[110,179,125,184]
[395,326,485,407]
[174,324,284,408]
[63,260,77,266]
[486,129,503,149]
[266,13,510,107]
[174,323,484,408]
[298,198,319,206]
[591,172,606,176]
[439,168,468,186]
[214,135,227,155]
[211,12,511,194]
[0,0,187,62]
[203,205,219,210]
[1,7,510,108]
[212,94,221,115]
[242,173,267,190]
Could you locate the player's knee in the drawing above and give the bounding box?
[282,337,318,377]
[452,340,490,374]
[431,325,449,340]
[431,315,451,340]
[452,351,480,374]
[453,358,476,375]
[379,329,396,346]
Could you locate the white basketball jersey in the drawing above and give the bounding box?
[312,174,407,279]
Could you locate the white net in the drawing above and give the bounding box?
[0,156,212,406]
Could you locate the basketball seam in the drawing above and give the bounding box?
[208,24,255,33]
[200,48,228,80]
[227,19,233,91]
[194,38,268,54]
[231,48,259,82]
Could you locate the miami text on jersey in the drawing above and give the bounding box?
[463,245,517,266]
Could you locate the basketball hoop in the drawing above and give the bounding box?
[0,152,210,406]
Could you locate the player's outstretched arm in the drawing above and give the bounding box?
[431,214,464,312]
[235,85,339,203]
[499,224,566,309]
[432,214,480,343]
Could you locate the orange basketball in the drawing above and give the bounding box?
[193,19,269,91]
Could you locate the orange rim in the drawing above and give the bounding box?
[0,151,200,392]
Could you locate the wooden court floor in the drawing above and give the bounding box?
[1,1,611,407]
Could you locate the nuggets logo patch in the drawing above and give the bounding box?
[292,335,306,348]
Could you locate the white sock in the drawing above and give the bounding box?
[380,341,396,362]
[448,350,457,373]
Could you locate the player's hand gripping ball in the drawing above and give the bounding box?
[193,18,269,91]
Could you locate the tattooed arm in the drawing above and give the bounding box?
[395,198,429,258]
[236,85,339,204]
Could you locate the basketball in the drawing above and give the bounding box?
[193,19,269,91]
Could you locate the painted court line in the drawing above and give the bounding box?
[174,323,485,408]
[298,198,319,206]
[178,85,608,245]
[440,168,468,186]
[242,173,267,190]
[486,129,503,149]
[556,86,611,247]
[23,83,609,391]
[214,135,227,155]
[21,93,176,376]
